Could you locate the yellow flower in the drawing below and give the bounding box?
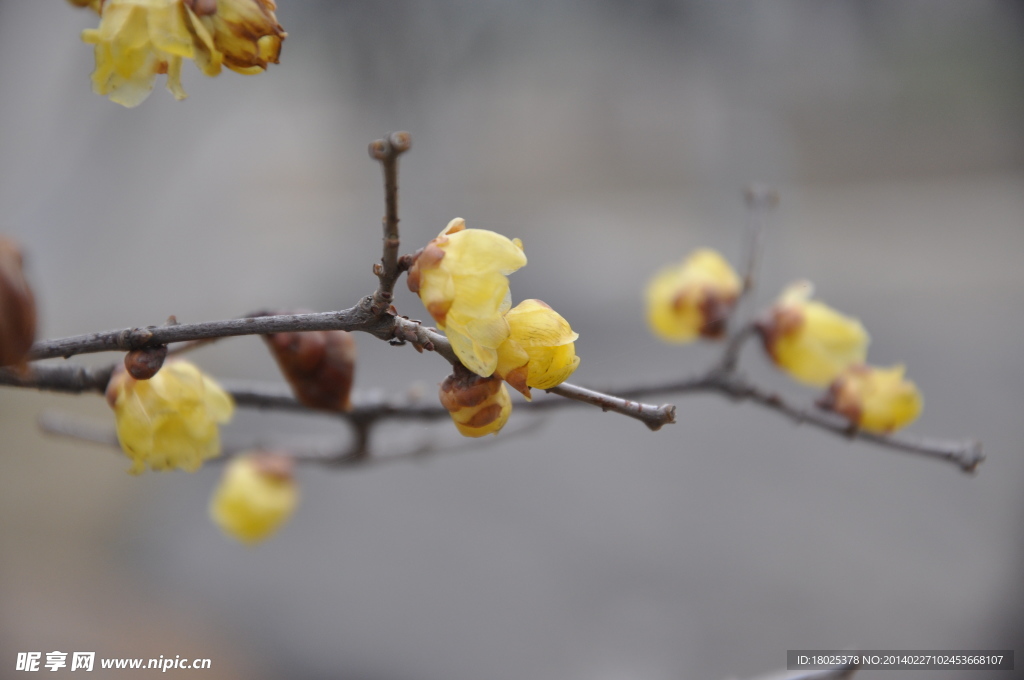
[438,369,512,437]
[645,248,742,343]
[757,281,869,387]
[820,364,923,433]
[209,453,298,545]
[408,218,527,377]
[106,359,234,473]
[495,299,580,399]
[79,0,284,108]
[188,0,286,75]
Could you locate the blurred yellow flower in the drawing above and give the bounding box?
[758,281,869,387]
[408,218,527,377]
[645,248,742,343]
[495,299,580,399]
[190,0,285,75]
[438,369,512,437]
[106,360,234,473]
[79,0,284,107]
[821,364,923,434]
[209,454,298,545]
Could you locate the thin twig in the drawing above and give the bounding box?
[546,383,676,431]
[368,131,412,313]
[718,184,777,374]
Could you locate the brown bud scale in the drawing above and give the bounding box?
[0,237,37,368]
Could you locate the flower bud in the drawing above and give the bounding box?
[757,281,869,387]
[209,452,298,545]
[438,368,512,437]
[0,237,37,368]
[645,249,742,343]
[408,218,526,377]
[124,345,168,380]
[819,364,923,434]
[106,359,234,474]
[262,324,356,412]
[495,299,580,399]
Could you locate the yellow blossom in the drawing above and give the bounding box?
[438,369,512,437]
[408,218,527,377]
[495,299,580,399]
[645,248,742,343]
[821,364,923,434]
[209,454,298,545]
[79,0,284,108]
[106,359,234,473]
[189,0,286,75]
[757,281,869,387]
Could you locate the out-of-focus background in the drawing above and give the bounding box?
[1,1,1022,679]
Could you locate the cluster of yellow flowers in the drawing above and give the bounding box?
[70,0,285,107]
[646,251,922,434]
[408,218,580,436]
[106,358,299,544]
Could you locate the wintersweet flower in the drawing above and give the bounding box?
[106,360,234,473]
[209,453,298,545]
[79,0,284,107]
[408,218,527,377]
[757,281,869,387]
[820,364,923,434]
[438,369,512,437]
[495,299,580,399]
[189,0,285,75]
[645,249,742,343]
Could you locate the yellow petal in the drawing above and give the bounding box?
[825,364,923,433]
[763,281,869,387]
[506,299,579,347]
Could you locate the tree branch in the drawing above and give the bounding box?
[5,360,981,473]
[368,131,412,313]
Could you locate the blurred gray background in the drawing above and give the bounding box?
[1,1,1022,679]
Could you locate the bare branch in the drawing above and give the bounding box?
[626,372,983,473]
[717,185,778,374]
[4,359,982,472]
[368,131,412,313]
[546,383,676,431]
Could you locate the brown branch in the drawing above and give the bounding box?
[368,131,412,313]
[38,408,545,471]
[717,184,777,374]
[612,372,983,473]
[7,360,981,473]
[546,383,676,431]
